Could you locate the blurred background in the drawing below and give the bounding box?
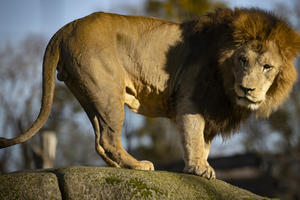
[0,0,299,199]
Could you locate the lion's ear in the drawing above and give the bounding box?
[291,31,300,56]
[295,32,300,56]
[276,28,300,59]
[271,27,300,59]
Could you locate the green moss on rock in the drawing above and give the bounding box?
[105,177,123,185]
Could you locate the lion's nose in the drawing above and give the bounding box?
[239,85,255,93]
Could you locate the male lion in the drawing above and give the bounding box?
[1,8,299,179]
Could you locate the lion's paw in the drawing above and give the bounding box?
[133,160,155,171]
[184,163,216,180]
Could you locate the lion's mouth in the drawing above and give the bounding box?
[237,96,261,104]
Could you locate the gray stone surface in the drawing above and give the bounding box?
[0,171,61,200]
[0,166,272,200]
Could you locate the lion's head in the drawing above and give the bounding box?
[217,8,300,117]
[232,41,286,111]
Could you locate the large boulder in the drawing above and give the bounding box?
[0,166,272,200]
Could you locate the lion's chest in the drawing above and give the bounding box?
[203,105,250,138]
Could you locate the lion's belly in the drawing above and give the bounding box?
[124,78,170,117]
[125,94,167,117]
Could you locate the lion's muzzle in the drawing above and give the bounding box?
[234,83,265,110]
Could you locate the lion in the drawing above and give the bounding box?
[1,8,299,179]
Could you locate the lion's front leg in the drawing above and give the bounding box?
[175,112,215,179]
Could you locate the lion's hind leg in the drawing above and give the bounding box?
[89,112,121,168]
[90,96,154,171]
[64,78,154,171]
[64,81,120,167]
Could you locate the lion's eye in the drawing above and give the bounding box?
[239,56,247,66]
[263,64,272,70]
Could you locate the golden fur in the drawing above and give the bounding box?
[0,8,299,179]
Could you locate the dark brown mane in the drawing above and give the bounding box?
[180,8,300,137]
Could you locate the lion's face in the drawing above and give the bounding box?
[232,41,282,110]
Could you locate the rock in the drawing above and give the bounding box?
[0,171,61,200]
[0,166,271,200]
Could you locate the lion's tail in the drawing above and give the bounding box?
[0,35,60,148]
